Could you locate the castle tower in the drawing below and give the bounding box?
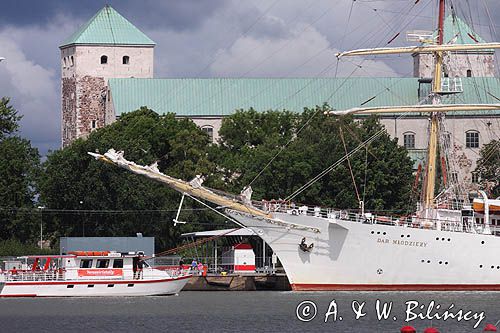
[60,5,155,147]
[413,15,495,78]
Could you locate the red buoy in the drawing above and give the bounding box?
[401,326,416,333]
[423,328,440,333]
[484,324,498,332]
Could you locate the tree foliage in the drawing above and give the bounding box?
[213,106,414,212]
[0,98,40,243]
[475,140,500,197]
[38,108,219,250]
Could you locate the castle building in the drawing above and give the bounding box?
[61,6,499,190]
[60,5,155,147]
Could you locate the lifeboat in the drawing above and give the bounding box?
[472,198,500,214]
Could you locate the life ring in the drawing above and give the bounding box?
[291,209,298,216]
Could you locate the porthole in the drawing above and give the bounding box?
[481,241,485,244]
[480,265,483,268]
[421,260,425,263]
[441,238,445,241]
[377,231,380,235]
[439,261,443,265]
[407,235,410,238]
[427,260,431,263]
[435,237,439,241]
[492,266,495,269]
[383,232,386,235]
[401,235,404,238]
[445,262,448,265]
[447,238,451,242]
[371,231,374,234]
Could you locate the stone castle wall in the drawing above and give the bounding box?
[414,53,495,78]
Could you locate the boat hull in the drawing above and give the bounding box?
[0,275,191,297]
[228,210,500,291]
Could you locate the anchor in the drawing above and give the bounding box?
[299,237,314,252]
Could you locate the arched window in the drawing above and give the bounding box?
[70,56,74,66]
[465,130,479,148]
[201,126,214,143]
[122,56,130,65]
[100,55,108,64]
[466,69,472,77]
[403,132,415,149]
[63,57,67,67]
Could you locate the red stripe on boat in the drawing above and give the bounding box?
[291,283,500,291]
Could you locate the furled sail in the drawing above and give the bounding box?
[88,149,271,219]
[336,43,500,58]
[327,104,500,116]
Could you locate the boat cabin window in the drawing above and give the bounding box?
[96,259,110,268]
[112,259,123,268]
[80,259,93,268]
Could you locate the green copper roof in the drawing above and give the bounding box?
[60,5,155,48]
[108,77,500,117]
[432,15,488,46]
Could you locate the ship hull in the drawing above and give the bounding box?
[228,210,500,291]
[0,275,191,297]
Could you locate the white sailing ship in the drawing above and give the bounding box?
[90,0,500,291]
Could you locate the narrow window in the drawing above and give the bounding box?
[465,131,479,148]
[202,126,214,143]
[403,132,415,149]
[67,285,74,289]
[100,55,108,64]
[113,259,123,268]
[91,120,96,129]
[107,284,114,288]
[87,285,94,288]
[63,58,67,67]
[122,56,129,65]
[80,259,93,268]
[466,69,472,77]
[127,284,134,287]
[70,56,74,66]
[96,259,109,268]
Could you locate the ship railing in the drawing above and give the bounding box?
[2,270,190,282]
[253,201,500,234]
[3,270,66,282]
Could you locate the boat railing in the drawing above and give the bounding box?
[2,269,191,282]
[253,200,498,234]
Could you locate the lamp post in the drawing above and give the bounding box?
[37,206,45,249]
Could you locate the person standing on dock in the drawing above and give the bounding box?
[191,259,197,272]
[197,261,203,275]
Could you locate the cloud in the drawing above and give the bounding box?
[0,15,80,155]
[210,23,399,78]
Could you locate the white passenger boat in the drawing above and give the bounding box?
[0,251,191,297]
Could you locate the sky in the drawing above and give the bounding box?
[0,0,499,156]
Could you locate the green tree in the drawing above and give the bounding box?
[475,140,500,197]
[213,106,414,212]
[39,108,219,251]
[0,98,41,243]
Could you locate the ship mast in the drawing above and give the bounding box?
[423,0,446,209]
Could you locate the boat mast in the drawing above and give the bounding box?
[423,0,446,209]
